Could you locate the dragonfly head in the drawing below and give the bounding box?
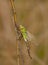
[19,25,24,29]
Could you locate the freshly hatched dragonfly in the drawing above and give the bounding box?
[10,0,38,59]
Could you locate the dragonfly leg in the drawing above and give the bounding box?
[16,31,23,40]
[18,34,23,40]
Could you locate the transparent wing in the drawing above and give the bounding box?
[26,31,38,46]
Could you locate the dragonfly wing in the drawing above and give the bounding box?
[27,31,35,41]
[26,31,38,46]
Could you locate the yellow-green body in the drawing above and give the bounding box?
[19,25,27,41]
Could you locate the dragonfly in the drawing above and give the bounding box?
[10,0,38,59]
